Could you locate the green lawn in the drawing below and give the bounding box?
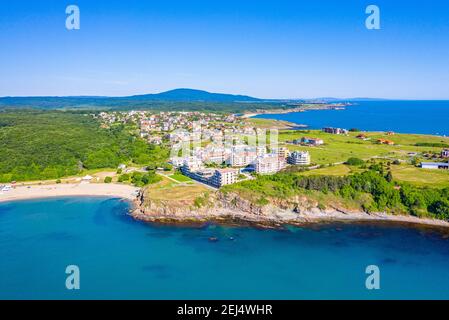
[300,165,353,176]
[390,164,449,188]
[145,176,209,202]
[293,163,449,189]
[278,130,448,165]
[244,118,296,129]
[169,173,193,183]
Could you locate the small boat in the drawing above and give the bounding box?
[208,237,219,242]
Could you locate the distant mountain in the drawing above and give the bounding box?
[0,88,263,109]
[126,88,261,102]
[0,88,392,111]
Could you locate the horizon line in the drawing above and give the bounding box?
[1,88,449,101]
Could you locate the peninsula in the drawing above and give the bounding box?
[1,99,448,230]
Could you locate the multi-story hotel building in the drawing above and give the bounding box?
[210,168,238,187]
[287,151,311,165]
[252,154,286,174]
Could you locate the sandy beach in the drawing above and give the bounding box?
[0,183,140,203]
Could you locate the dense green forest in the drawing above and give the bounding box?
[0,100,285,113]
[223,165,449,221]
[0,111,169,182]
[0,89,289,112]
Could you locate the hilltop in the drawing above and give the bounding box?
[127,88,261,102]
[0,88,387,111]
[0,88,265,110]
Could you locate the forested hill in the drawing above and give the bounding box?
[0,89,284,111]
[128,88,261,102]
[0,111,169,182]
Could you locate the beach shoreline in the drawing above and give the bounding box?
[0,183,140,204]
[2,183,448,231]
[132,209,449,230]
[131,189,449,231]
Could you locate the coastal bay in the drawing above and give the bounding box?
[2,196,449,299]
[253,100,449,136]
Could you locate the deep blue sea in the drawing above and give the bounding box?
[254,100,449,136]
[1,197,449,299]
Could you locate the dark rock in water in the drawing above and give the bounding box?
[208,237,219,242]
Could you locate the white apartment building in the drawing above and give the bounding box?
[227,145,264,167]
[287,151,311,165]
[180,157,204,174]
[256,146,267,156]
[211,168,238,187]
[271,147,289,159]
[169,157,186,167]
[252,154,286,174]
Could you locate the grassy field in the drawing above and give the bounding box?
[278,130,448,165]
[300,165,354,176]
[244,118,298,129]
[390,164,449,188]
[169,173,193,183]
[296,163,449,188]
[144,176,209,202]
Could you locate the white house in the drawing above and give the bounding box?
[287,151,311,165]
[421,162,449,170]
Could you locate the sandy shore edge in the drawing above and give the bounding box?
[131,206,449,230]
[2,184,448,230]
[0,183,140,203]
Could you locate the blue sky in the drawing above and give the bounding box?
[1,0,448,99]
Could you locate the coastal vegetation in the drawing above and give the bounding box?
[142,176,210,205]
[222,166,449,221]
[345,157,365,166]
[0,111,169,182]
[280,130,449,166]
[2,109,448,224]
[0,98,284,113]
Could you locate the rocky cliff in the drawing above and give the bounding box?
[131,188,380,227]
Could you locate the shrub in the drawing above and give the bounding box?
[345,157,365,166]
[104,176,112,183]
[118,174,130,182]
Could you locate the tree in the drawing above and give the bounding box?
[118,174,130,182]
[428,200,449,220]
[346,157,365,166]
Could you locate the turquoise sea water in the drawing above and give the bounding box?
[254,100,449,136]
[1,197,449,299]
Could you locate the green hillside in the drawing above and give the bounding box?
[0,111,168,182]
